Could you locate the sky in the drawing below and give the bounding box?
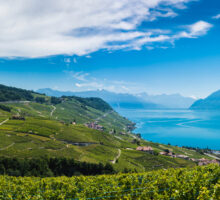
[0,0,220,99]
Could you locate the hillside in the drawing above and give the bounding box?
[0,84,34,102]
[0,84,216,172]
[190,90,220,110]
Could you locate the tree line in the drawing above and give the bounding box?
[0,157,115,177]
[0,84,34,102]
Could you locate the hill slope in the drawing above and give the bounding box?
[0,84,34,102]
[0,84,213,172]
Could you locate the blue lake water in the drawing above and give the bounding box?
[116,109,220,150]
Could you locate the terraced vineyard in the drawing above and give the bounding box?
[0,84,217,172]
[0,165,219,200]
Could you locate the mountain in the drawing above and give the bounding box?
[37,88,162,109]
[190,90,220,110]
[137,93,196,109]
[37,88,195,109]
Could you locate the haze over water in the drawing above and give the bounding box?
[116,109,220,150]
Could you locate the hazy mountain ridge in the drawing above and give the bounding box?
[37,88,195,109]
[190,90,220,110]
[137,93,195,109]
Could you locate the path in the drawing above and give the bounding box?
[0,142,15,151]
[111,149,121,164]
[95,110,113,122]
[50,105,56,116]
[0,101,30,104]
[205,153,220,160]
[0,118,9,126]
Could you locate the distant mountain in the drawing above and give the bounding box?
[190,90,220,110]
[37,88,162,109]
[37,88,195,109]
[137,93,195,109]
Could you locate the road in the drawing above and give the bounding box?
[95,110,113,122]
[0,142,15,151]
[205,153,220,160]
[0,118,9,126]
[111,149,121,164]
[0,101,30,104]
[50,105,56,116]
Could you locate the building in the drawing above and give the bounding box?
[11,115,25,120]
[136,146,153,153]
[85,122,104,131]
[197,158,220,166]
[176,155,189,160]
[159,151,167,155]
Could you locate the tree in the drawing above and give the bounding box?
[35,97,46,104]
[51,97,62,105]
[0,164,5,175]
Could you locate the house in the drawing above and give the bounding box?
[167,152,174,156]
[159,151,167,155]
[198,158,220,166]
[85,122,104,131]
[11,115,25,120]
[159,151,174,156]
[176,155,189,160]
[136,146,153,154]
[136,146,143,151]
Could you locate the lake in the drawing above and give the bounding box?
[116,108,220,150]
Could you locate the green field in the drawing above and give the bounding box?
[0,114,211,171]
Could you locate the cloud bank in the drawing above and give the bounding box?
[213,14,220,19]
[0,0,212,58]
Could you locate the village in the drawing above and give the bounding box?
[136,146,220,166]
[71,120,220,167]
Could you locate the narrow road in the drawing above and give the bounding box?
[0,119,9,126]
[205,153,220,160]
[95,110,113,122]
[111,149,121,164]
[50,105,56,116]
[0,142,15,151]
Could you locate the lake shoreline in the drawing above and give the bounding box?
[116,108,220,151]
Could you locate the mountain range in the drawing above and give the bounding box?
[37,88,196,109]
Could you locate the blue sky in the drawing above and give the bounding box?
[0,0,220,98]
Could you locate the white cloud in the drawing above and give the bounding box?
[0,0,197,58]
[65,71,89,81]
[213,14,220,19]
[64,58,71,63]
[175,21,213,39]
